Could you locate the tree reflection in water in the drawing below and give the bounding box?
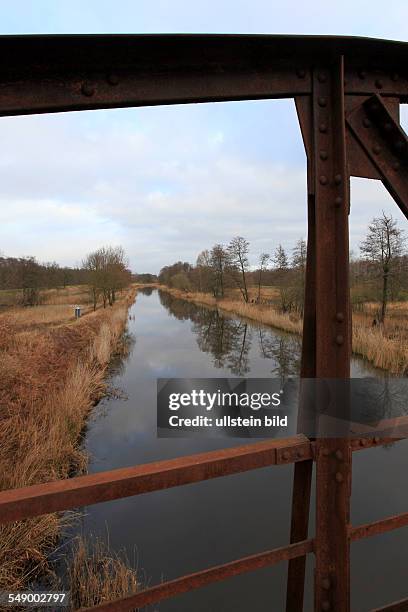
[158,290,301,380]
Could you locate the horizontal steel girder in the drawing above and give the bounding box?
[0,35,407,116]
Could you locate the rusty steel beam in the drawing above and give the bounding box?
[350,511,408,542]
[371,597,408,612]
[286,95,316,612]
[0,35,407,116]
[313,58,352,612]
[347,94,408,219]
[80,539,315,612]
[0,435,312,525]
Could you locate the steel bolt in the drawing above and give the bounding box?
[395,140,406,152]
[282,451,290,460]
[383,121,393,132]
[322,448,330,457]
[375,78,383,89]
[336,312,344,322]
[336,335,344,345]
[318,72,327,83]
[319,122,328,133]
[370,102,380,113]
[391,72,399,81]
[358,69,366,79]
[318,96,327,107]
[335,196,343,207]
[393,161,401,171]
[322,602,331,611]
[335,449,344,461]
[81,82,95,97]
[296,68,306,78]
[334,174,342,185]
[335,472,343,483]
[321,578,331,590]
[320,175,328,185]
[374,436,380,444]
[297,449,305,458]
[320,150,328,160]
[363,117,371,128]
[373,144,381,155]
[360,438,368,447]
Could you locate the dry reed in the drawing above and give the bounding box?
[0,287,136,592]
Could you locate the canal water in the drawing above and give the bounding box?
[75,288,408,611]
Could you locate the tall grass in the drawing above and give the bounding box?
[0,288,136,593]
[67,536,138,610]
[159,286,408,375]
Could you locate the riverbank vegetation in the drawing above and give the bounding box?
[157,213,408,375]
[0,246,139,602]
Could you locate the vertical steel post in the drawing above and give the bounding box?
[286,96,316,612]
[313,57,352,612]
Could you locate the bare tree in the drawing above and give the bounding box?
[273,244,289,271]
[83,245,131,310]
[227,236,250,303]
[210,244,229,298]
[360,212,405,323]
[292,238,307,315]
[257,253,270,302]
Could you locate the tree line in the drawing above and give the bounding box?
[158,212,407,323]
[0,245,132,309]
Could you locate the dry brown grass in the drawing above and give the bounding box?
[67,536,138,610]
[0,287,136,591]
[159,286,408,375]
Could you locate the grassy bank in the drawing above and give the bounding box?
[0,285,137,596]
[157,286,408,375]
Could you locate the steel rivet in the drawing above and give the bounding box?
[320,175,328,185]
[81,82,95,97]
[322,602,331,611]
[358,69,366,79]
[383,121,393,132]
[373,144,381,155]
[393,161,400,171]
[360,438,368,446]
[336,312,344,322]
[296,68,306,78]
[335,472,343,483]
[318,96,327,107]
[370,102,380,113]
[322,448,330,456]
[391,72,399,81]
[334,174,342,185]
[282,451,290,460]
[335,196,343,207]
[319,122,328,133]
[320,150,328,160]
[336,335,344,345]
[297,449,305,458]
[395,140,406,152]
[335,450,344,461]
[321,578,331,590]
[374,436,380,443]
[375,78,383,89]
[107,73,119,86]
[318,72,327,83]
[363,117,371,128]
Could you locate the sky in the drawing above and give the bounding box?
[0,1,407,274]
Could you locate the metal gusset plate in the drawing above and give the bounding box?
[346,94,408,219]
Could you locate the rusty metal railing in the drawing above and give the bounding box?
[0,433,407,611]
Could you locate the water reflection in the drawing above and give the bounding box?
[159,290,301,380]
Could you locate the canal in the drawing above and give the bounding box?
[75,288,408,611]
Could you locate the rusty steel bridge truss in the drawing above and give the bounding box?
[0,34,408,611]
